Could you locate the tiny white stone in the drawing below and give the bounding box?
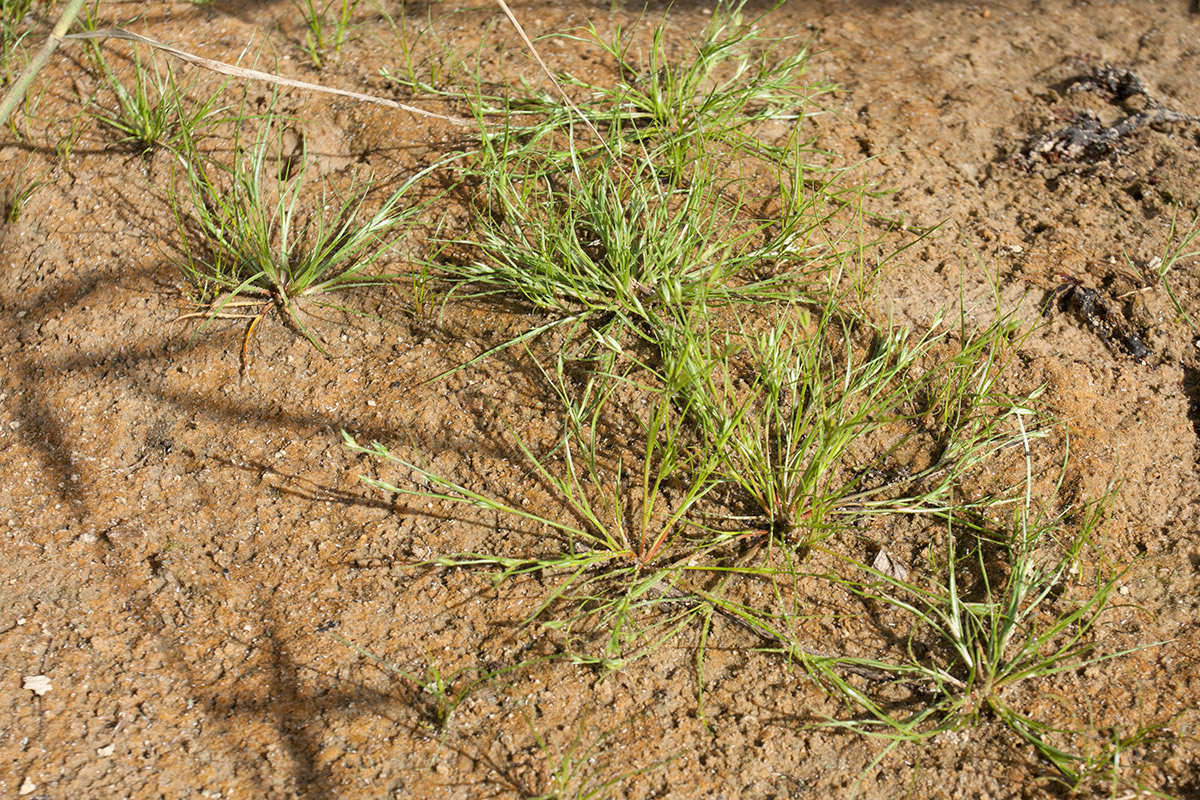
[23,675,52,696]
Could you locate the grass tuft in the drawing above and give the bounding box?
[87,45,228,156]
[346,291,1055,670]
[682,302,1041,543]
[810,454,1151,786]
[565,2,831,158]
[172,115,442,363]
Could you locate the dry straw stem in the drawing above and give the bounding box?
[63,28,471,124]
[0,0,86,128]
[492,0,616,159]
[0,8,473,129]
[1,2,604,134]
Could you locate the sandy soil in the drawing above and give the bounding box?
[2,1,1200,798]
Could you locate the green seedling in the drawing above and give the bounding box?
[1064,715,1184,798]
[3,156,47,222]
[291,0,362,69]
[1123,204,1200,328]
[54,106,91,172]
[377,4,469,100]
[523,710,677,800]
[328,631,546,732]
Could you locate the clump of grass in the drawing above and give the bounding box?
[810,456,1147,785]
[346,290,1051,674]
[386,1,830,165]
[345,356,729,669]
[678,300,1041,543]
[172,116,441,363]
[405,1,903,385]
[87,45,228,156]
[430,108,874,385]
[565,2,830,157]
[464,138,810,307]
[362,0,1151,783]
[357,0,1027,676]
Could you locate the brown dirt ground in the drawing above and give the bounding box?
[2,1,1200,798]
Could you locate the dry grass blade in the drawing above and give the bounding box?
[62,28,473,125]
[492,0,617,163]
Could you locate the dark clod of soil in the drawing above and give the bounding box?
[1020,62,1199,167]
[1047,276,1153,361]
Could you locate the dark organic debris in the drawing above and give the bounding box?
[1064,65,1152,104]
[1020,64,1198,168]
[1046,276,1152,361]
